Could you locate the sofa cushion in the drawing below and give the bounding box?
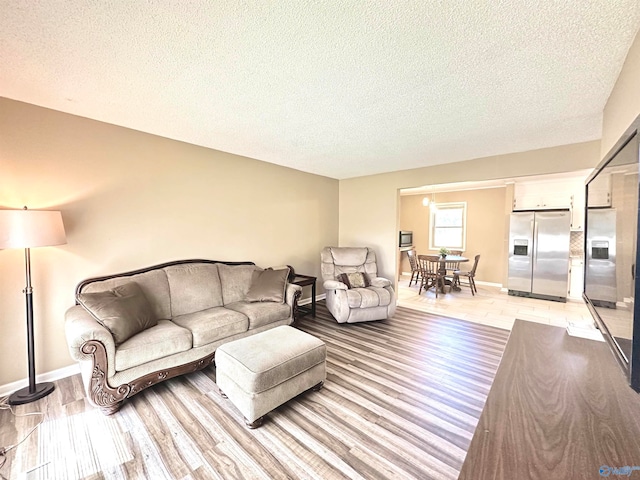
[246,267,290,303]
[218,264,257,305]
[164,263,223,316]
[172,307,249,347]
[115,319,192,371]
[346,286,392,309]
[77,282,158,346]
[225,301,292,329]
[81,269,171,320]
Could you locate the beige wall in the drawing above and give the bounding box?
[602,29,640,157]
[0,98,339,386]
[340,141,601,284]
[399,188,508,284]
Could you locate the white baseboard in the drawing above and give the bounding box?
[299,293,326,306]
[0,363,80,398]
[475,280,502,288]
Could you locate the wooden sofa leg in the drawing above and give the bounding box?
[245,416,264,429]
[311,381,324,392]
[100,401,124,416]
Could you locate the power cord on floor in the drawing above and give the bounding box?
[0,394,46,479]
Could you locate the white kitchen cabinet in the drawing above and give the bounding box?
[513,194,545,210]
[569,259,584,299]
[570,187,586,231]
[588,174,611,207]
[513,181,573,211]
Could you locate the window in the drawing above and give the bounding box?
[429,202,466,250]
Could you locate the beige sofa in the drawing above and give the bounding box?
[65,259,301,414]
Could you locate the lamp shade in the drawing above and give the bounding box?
[0,209,67,249]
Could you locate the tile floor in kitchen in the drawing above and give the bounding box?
[397,274,594,331]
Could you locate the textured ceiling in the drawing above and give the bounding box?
[2,2,640,179]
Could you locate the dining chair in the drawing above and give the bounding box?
[453,254,480,295]
[444,260,459,288]
[444,251,463,286]
[417,254,447,297]
[406,248,421,287]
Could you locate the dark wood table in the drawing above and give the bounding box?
[459,320,640,479]
[291,274,316,319]
[438,255,468,291]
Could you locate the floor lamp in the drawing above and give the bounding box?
[0,207,67,405]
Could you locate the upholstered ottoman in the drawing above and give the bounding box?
[216,325,326,428]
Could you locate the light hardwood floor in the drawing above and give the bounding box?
[0,304,508,480]
[397,275,594,331]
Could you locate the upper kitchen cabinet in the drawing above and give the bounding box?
[569,174,611,232]
[587,173,612,207]
[513,175,590,231]
[514,179,574,210]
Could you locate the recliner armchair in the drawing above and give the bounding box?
[321,247,396,323]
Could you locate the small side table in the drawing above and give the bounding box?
[291,274,316,319]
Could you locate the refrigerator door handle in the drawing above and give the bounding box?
[532,219,539,271]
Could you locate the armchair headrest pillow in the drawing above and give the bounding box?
[330,247,369,266]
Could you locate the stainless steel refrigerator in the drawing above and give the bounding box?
[585,209,617,308]
[508,210,571,302]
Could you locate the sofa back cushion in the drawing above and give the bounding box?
[218,264,258,305]
[80,269,171,320]
[164,263,223,316]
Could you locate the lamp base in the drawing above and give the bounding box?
[8,382,55,405]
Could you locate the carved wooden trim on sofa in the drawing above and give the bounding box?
[81,340,216,415]
[291,288,302,323]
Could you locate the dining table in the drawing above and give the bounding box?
[438,255,469,291]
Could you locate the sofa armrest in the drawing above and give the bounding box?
[65,305,117,378]
[370,277,392,288]
[285,283,302,307]
[323,280,348,290]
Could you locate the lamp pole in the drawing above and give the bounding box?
[8,245,55,405]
